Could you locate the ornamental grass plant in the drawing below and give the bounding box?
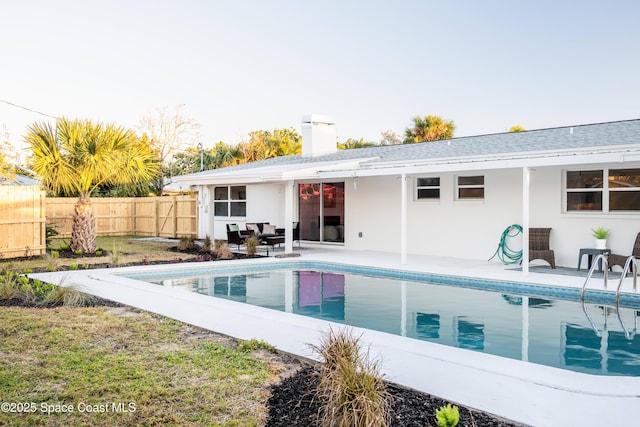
[310,326,392,427]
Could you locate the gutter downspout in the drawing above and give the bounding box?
[401,173,408,265]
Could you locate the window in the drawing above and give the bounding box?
[565,170,603,211]
[456,175,484,199]
[416,177,440,200]
[609,168,640,211]
[214,186,246,217]
[565,168,640,212]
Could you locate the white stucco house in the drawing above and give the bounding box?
[172,115,640,271]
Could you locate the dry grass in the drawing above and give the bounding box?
[3,236,189,272]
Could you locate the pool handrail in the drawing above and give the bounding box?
[581,254,609,300]
[615,255,638,306]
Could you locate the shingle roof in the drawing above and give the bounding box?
[175,119,640,182]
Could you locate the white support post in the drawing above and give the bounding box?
[197,185,207,239]
[400,173,408,265]
[284,180,294,254]
[522,167,530,275]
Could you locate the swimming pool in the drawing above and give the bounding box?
[121,262,640,377]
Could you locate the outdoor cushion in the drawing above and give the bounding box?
[246,223,260,235]
[263,224,276,235]
[228,224,239,232]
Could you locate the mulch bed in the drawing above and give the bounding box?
[266,366,527,427]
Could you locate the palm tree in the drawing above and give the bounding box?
[404,115,455,143]
[26,118,159,253]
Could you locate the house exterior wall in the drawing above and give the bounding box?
[208,183,285,241]
[531,164,640,268]
[200,161,639,267]
[345,171,523,261]
[344,164,640,268]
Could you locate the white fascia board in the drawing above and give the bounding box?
[313,148,640,179]
[279,157,378,180]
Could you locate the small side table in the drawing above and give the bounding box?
[577,248,611,272]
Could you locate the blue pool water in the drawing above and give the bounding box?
[121,263,640,376]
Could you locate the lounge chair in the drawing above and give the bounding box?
[226,223,249,249]
[529,228,556,269]
[608,232,640,270]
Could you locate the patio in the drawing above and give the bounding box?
[29,247,640,427]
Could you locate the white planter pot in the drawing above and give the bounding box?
[595,239,607,249]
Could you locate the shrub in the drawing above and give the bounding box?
[45,224,59,248]
[245,236,260,257]
[214,240,234,260]
[45,285,97,307]
[0,274,19,300]
[69,264,79,270]
[178,235,196,251]
[311,326,391,427]
[110,245,121,266]
[203,234,213,252]
[46,251,60,272]
[95,250,103,256]
[0,262,17,276]
[74,249,83,255]
[436,404,460,427]
[31,279,54,298]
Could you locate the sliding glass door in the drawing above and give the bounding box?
[299,182,344,243]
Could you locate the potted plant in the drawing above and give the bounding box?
[592,226,609,249]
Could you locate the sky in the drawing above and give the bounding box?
[2,0,640,160]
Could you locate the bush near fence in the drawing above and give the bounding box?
[46,195,198,239]
[0,185,47,259]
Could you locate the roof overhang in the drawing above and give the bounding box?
[171,158,378,186]
[316,144,640,179]
[171,144,640,186]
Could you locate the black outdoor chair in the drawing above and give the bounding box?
[226,223,249,249]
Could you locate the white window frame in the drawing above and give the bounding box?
[455,175,484,200]
[213,185,246,217]
[564,168,640,213]
[415,176,441,201]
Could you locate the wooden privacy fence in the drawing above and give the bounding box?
[0,185,47,259]
[46,195,197,239]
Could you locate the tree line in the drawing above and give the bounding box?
[3,108,526,253]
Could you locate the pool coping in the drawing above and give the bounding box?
[29,256,640,427]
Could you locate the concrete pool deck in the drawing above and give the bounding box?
[30,247,640,427]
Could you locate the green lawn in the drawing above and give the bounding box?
[0,306,279,426]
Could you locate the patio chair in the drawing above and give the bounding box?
[226,223,249,249]
[529,228,556,269]
[608,232,640,270]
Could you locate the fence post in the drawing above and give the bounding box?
[131,198,136,236]
[172,195,178,238]
[154,197,159,237]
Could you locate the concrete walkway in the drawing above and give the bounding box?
[30,248,640,427]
